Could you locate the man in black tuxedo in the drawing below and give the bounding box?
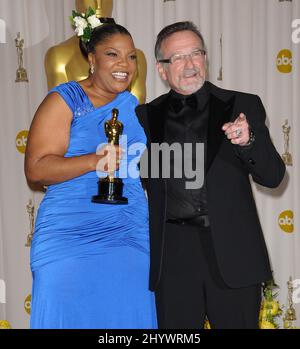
[136,21,285,329]
[137,22,285,329]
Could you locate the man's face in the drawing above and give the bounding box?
[157,30,206,95]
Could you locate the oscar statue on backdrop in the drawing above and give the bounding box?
[15,32,28,83]
[282,119,292,166]
[283,277,297,329]
[45,0,147,104]
[92,108,128,205]
[25,199,35,247]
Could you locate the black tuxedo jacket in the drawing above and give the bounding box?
[136,82,285,291]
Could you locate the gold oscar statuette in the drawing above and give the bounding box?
[25,199,35,247]
[96,0,102,18]
[282,119,292,166]
[283,276,297,329]
[92,108,128,204]
[15,32,28,83]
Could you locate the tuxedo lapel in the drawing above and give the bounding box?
[206,93,235,172]
[147,97,169,144]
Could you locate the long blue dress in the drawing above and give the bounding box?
[30,81,157,329]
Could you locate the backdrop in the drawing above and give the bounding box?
[0,0,299,328]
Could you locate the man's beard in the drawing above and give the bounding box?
[178,68,205,94]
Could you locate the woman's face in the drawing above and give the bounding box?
[89,33,137,95]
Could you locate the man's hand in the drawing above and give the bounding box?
[222,113,250,146]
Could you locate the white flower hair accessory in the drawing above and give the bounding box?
[70,7,102,43]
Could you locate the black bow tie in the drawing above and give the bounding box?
[169,94,198,114]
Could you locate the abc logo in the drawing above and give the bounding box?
[278,210,294,233]
[24,294,31,315]
[276,49,292,73]
[16,130,28,154]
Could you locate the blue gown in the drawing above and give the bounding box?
[30,81,157,329]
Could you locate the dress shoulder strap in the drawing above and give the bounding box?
[48,81,88,114]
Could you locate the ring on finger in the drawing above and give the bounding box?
[236,128,242,138]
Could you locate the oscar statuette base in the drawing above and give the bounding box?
[92,176,128,205]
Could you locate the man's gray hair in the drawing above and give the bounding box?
[155,21,206,61]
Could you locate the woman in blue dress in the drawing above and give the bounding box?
[25,21,157,329]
